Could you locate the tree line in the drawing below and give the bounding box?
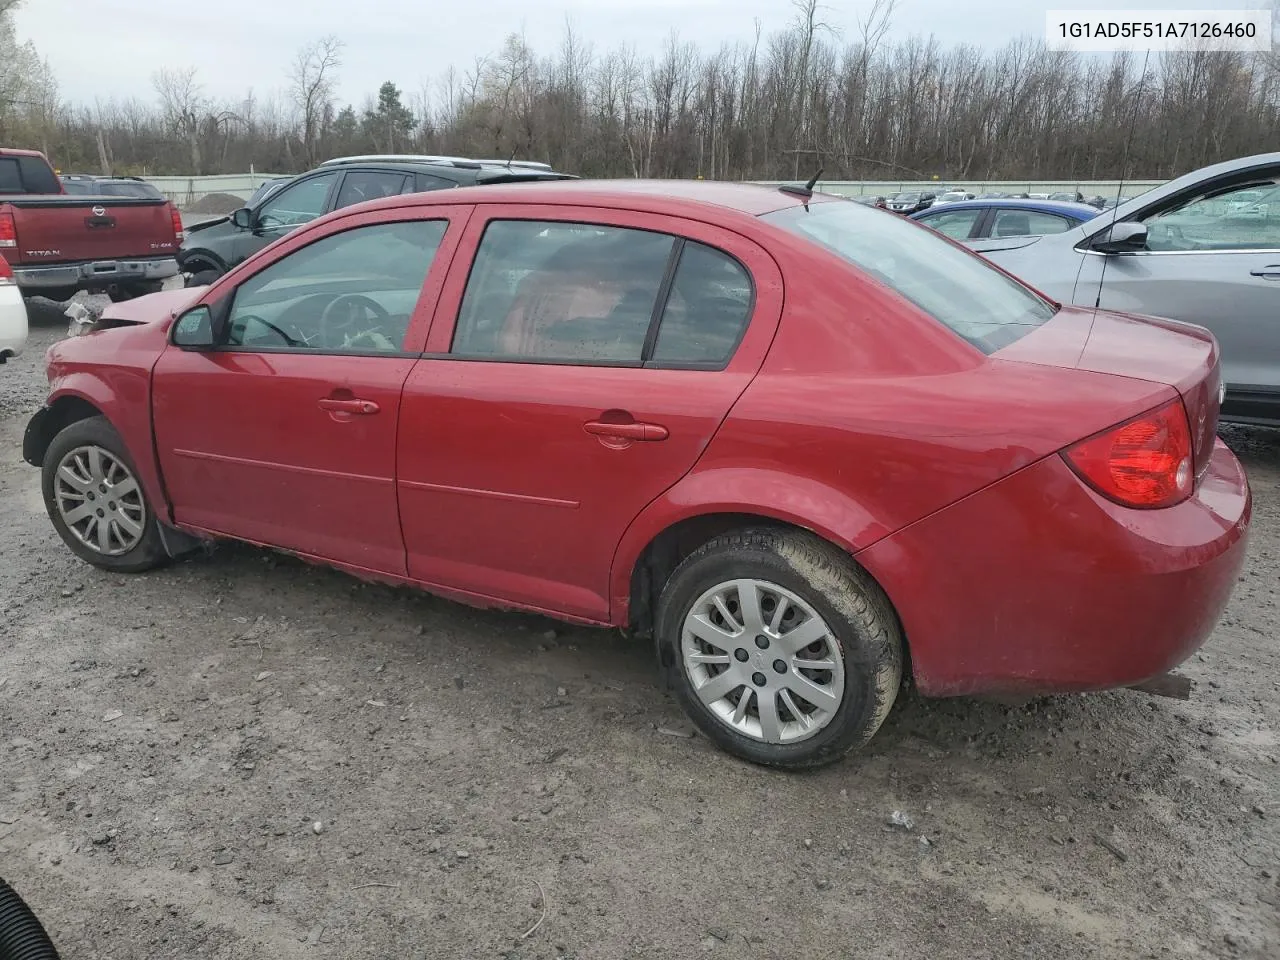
[1,0,1278,183]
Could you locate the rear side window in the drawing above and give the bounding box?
[0,159,23,193]
[991,209,1073,237]
[452,220,675,363]
[334,171,412,210]
[763,200,1056,353]
[650,242,752,365]
[920,207,983,240]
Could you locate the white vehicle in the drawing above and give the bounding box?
[934,190,975,205]
[0,253,28,363]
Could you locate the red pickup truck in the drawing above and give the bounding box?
[0,148,183,302]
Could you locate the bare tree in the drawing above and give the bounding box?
[290,36,343,166]
[153,66,207,173]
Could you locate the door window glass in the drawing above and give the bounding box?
[227,220,447,353]
[334,171,412,211]
[256,172,338,228]
[451,220,675,364]
[991,209,1072,237]
[650,242,753,366]
[921,208,983,239]
[1144,178,1280,252]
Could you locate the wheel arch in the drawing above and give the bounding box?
[612,468,911,681]
[23,392,106,467]
[177,247,228,275]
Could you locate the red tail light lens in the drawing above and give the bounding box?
[0,212,15,248]
[170,205,185,241]
[1063,398,1194,509]
[0,253,12,283]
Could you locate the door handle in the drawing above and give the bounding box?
[318,397,380,415]
[584,420,669,441]
[1249,266,1280,280]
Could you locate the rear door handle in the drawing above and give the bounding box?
[584,420,669,441]
[318,398,380,415]
[1249,265,1280,280]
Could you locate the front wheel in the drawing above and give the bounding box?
[107,281,163,303]
[41,416,168,573]
[656,528,903,769]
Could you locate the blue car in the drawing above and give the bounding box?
[911,198,1101,244]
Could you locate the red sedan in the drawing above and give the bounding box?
[22,180,1250,769]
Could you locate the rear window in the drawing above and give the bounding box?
[0,159,22,193]
[762,200,1057,353]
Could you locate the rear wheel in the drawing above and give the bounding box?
[656,528,903,769]
[41,416,167,573]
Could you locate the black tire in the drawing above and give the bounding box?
[184,268,222,288]
[41,416,168,574]
[0,875,61,960]
[656,528,903,770]
[107,281,163,303]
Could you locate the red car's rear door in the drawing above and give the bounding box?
[397,204,783,621]
[152,205,471,574]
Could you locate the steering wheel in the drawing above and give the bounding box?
[233,313,305,348]
[319,294,391,349]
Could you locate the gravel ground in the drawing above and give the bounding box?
[2,304,1278,960]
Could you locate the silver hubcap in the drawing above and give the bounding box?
[54,445,146,556]
[681,579,845,744]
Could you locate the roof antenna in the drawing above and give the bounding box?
[506,146,517,172]
[1095,49,1151,309]
[779,166,824,199]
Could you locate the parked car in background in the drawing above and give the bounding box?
[178,155,574,285]
[852,195,888,208]
[23,179,1249,769]
[886,191,936,214]
[0,252,27,362]
[1049,191,1085,203]
[932,190,975,205]
[60,175,166,201]
[978,152,1280,425]
[912,198,1100,242]
[1,147,183,302]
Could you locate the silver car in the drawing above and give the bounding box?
[976,152,1280,426]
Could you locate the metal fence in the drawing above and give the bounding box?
[146,172,1168,209]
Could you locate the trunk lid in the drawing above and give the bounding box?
[2,196,178,264]
[997,305,1221,482]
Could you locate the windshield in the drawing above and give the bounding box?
[762,200,1057,353]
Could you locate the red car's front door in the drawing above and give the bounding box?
[397,205,784,621]
[152,206,469,574]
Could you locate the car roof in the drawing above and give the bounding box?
[341,178,822,219]
[914,197,1099,219]
[0,148,47,159]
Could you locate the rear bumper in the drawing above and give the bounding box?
[0,283,28,359]
[13,257,178,291]
[858,439,1251,697]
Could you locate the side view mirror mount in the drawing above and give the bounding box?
[1092,221,1147,254]
[172,305,227,350]
[230,207,254,230]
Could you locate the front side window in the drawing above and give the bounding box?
[334,171,411,211]
[257,172,338,228]
[1143,176,1280,252]
[226,220,447,353]
[452,220,675,363]
[764,200,1057,353]
[991,209,1072,238]
[921,208,983,240]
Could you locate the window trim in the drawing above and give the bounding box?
[445,217,756,371]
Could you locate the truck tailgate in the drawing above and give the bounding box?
[4,196,178,264]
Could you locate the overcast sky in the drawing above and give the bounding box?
[11,0,1269,107]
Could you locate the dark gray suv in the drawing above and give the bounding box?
[178,155,575,285]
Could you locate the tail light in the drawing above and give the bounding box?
[0,212,15,248]
[170,205,185,242]
[0,254,12,284]
[1063,398,1194,509]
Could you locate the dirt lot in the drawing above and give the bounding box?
[2,302,1278,960]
